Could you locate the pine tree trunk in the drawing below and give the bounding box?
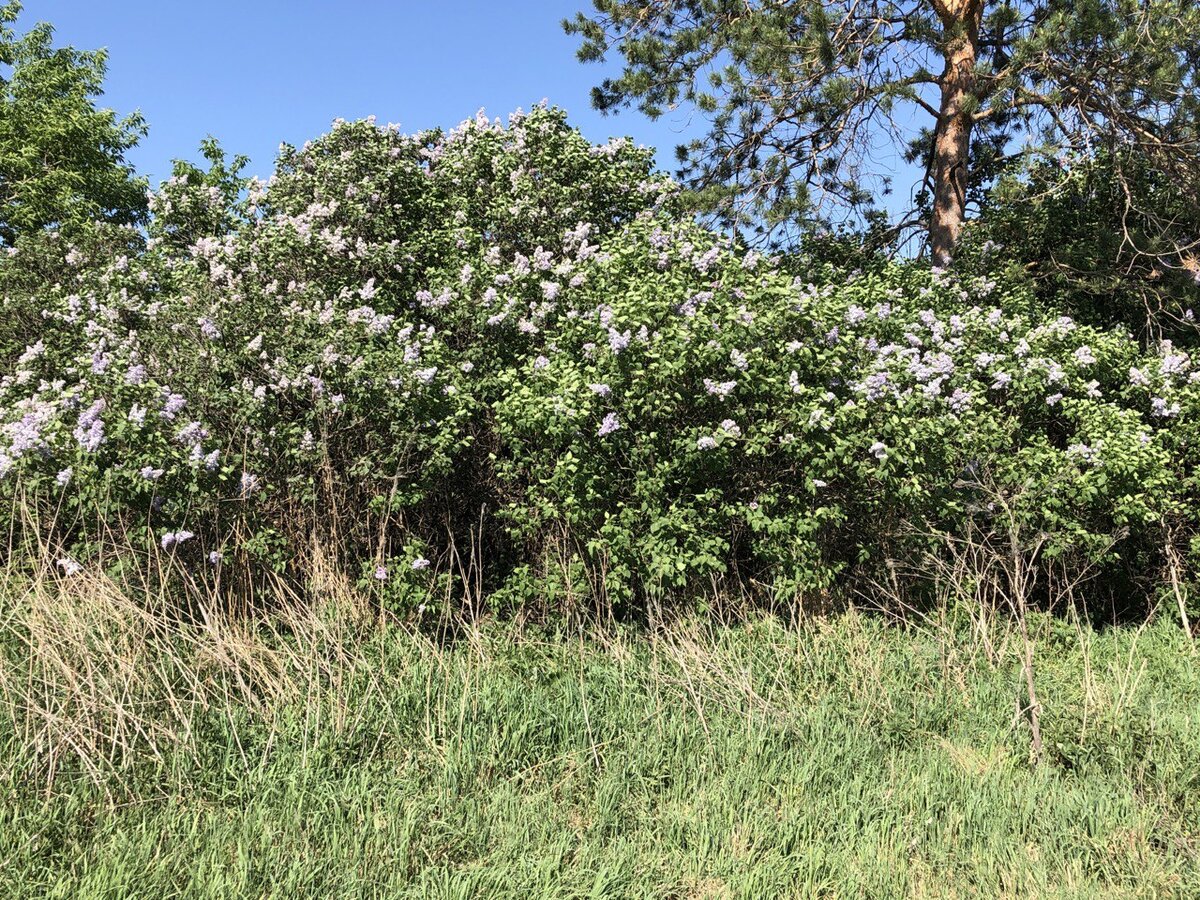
[929,0,982,267]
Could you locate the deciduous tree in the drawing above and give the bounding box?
[0,1,146,246]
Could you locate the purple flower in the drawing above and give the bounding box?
[696,435,717,450]
[56,468,73,487]
[1151,397,1181,418]
[240,471,260,495]
[161,530,194,550]
[1068,443,1100,465]
[608,329,631,354]
[208,551,220,566]
[693,247,721,273]
[597,413,621,437]
[870,441,888,461]
[91,348,111,375]
[704,378,737,398]
[139,466,164,481]
[176,421,208,447]
[588,383,611,397]
[161,392,186,420]
[374,565,389,581]
[73,401,106,452]
[857,371,891,401]
[678,291,712,318]
[56,558,83,576]
[17,340,45,364]
[947,388,973,412]
[411,557,431,570]
[417,287,452,309]
[77,398,106,428]
[1161,353,1189,376]
[125,364,147,385]
[718,419,741,438]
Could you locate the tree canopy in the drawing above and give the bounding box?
[566,0,1200,264]
[0,1,147,246]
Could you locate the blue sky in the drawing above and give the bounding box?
[41,0,710,186]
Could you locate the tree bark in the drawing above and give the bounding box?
[929,0,983,267]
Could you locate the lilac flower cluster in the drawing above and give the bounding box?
[597,413,621,437]
[161,530,194,550]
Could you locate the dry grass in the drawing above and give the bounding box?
[0,541,394,790]
[0,544,1198,897]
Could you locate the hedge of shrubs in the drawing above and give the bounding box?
[2,106,1198,618]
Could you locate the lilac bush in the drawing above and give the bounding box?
[490,221,1184,607]
[0,105,672,593]
[0,105,1196,615]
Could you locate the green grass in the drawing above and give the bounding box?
[1,583,1199,898]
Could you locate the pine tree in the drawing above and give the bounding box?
[566,0,1200,264]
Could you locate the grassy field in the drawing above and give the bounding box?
[1,572,1199,898]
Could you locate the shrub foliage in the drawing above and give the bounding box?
[2,106,1198,617]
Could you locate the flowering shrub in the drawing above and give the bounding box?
[493,227,1183,606]
[1,105,1197,615]
[0,106,673,592]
